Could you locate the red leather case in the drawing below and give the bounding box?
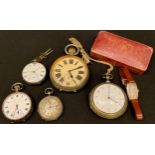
[91,31,153,74]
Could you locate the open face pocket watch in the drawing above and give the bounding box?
[89,68,128,119]
[22,48,53,85]
[50,38,91,92]
[38,88,63,121]
[2,83,33,123]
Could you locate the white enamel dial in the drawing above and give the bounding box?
[90,83,128,119]
[22,62,46,85]
[2,92,32,122]
[38,96,63,121]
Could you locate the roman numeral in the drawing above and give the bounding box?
[55,69,61,72]
[76,75,82,80]
[78,71,84,74]
[59,77,64,83]
[69,59,74,64]
[6,110,10,114]
[55,73,61,78]
[63,60,67,64]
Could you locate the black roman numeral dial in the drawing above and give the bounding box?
[50,55,89,92]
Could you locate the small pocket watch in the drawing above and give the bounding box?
[50,38,91,92]
[38,88,63,121]
[2,83,33,123]
[22,48,53,85]
[89,73,128,119]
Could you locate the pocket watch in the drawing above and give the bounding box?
[50,38,91,92]
[89,74,128,119]
[22,48,53,85]
[38,88,63,121]
[2,83,33,123]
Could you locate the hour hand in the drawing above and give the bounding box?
[13,105,18,117]
[68,71,77,85]
[109,97,118,103]
[108,97,120,105]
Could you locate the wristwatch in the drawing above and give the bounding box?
[119,67,143,120]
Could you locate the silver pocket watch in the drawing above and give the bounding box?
[22,48,53,85]
[89,74,128,119]
[38,88,63,121]
[2,83,33,123]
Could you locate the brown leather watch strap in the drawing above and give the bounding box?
[119,67,144,121]
[120,68,135,82]
[131,100,143,120]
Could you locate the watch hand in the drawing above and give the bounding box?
[13,105,18,118]
[68,71,77,85]
[16,105,20,114]
[68,66,83,72]
[108,97,120,105]
[109,97,118,103]
[107,86,110,98]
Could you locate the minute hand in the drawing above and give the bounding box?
[68,66,83,72]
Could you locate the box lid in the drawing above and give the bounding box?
[91,31,153,74]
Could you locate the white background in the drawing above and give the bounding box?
[0,0,155,155]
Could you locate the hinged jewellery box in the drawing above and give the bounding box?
[91,31,153,74]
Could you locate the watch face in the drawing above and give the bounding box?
[89,83,128,119]
[127,83,139,100]
[2,92,32,122]
[22,62,46,85]
[50,55,89,92]
[38,96,63,121]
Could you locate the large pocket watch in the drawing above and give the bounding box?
[50,38,91,92]
[89,68,128,119]
[2,83,33,123]
[22,48,53,85]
